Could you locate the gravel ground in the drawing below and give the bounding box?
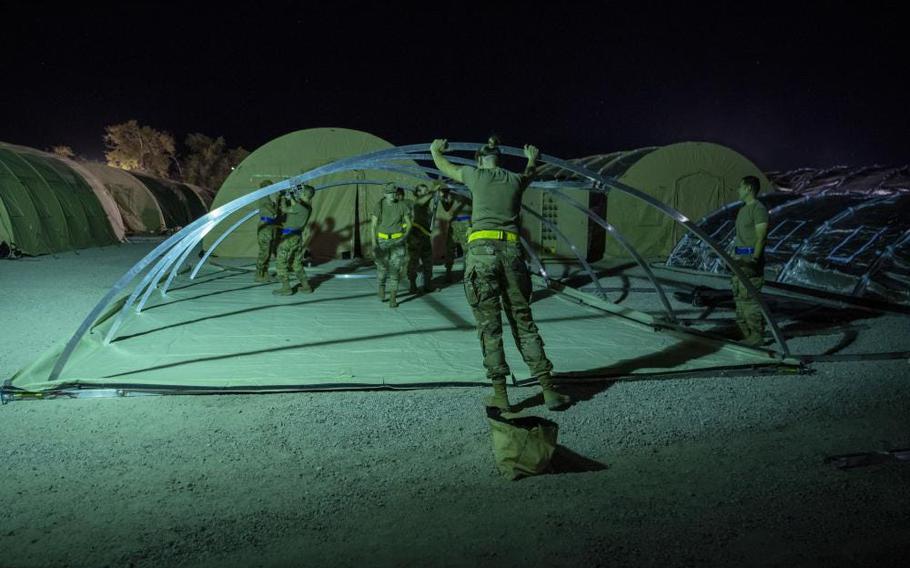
[2,242,909,568]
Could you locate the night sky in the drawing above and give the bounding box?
[2,1,906,171]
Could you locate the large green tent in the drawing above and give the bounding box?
[77,161,167,234]
[539,142,770,261]
[203,128,423,260]
[602,142,771,259]
[0,142,118,255]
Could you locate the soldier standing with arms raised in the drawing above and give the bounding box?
[430,138,570,412]
[272,184,316,296]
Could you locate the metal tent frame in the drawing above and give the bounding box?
[47,143,790,384]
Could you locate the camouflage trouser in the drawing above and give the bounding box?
[463,239,553,383]
[407,231,433,283]
[275,233,307,281]
[375,237,406,292]
[445,221,471,270]
[256,224,279,272]
[731,257,765,345]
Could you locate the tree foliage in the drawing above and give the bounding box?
[104,120,177,178]
[50,145,75,159]
[182,133,249,191]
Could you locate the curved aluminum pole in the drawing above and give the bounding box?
[190,178,439,279]
[50,142,791,384]
[154,161,433,306]
[106,232,204,343]
[520,204,607,299]
[520,236,549,280]
[128,159,436,322]
[545,186,677,323]
[440,143,791,357]
[189,209,260,280]
[50,144,434,381]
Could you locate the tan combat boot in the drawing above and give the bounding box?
[296,270,312,294]
[272,276,293,296]
[388,290,398,309]
[484,378,512,412]
[254,268,268,282]
[538,374,571,411]
[378,285,386,302]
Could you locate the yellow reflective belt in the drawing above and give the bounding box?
[377,232,404,240]
[467,230,519,243]
[412,222,431,236]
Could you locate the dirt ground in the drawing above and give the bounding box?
[2,241,909,568]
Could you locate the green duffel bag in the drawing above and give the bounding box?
[487,412,559,480]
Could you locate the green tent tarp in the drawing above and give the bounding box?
[203,128,422,260]
[0,142,117,255]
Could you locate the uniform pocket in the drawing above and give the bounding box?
[464,266,499,308]
[464,267,481,307]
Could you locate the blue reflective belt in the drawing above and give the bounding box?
[260,216,276,224]
[735,247,755,255]
[454,215,471,222]
[281,228,302,236]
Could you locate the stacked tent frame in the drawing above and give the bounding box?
[666,162,910,306]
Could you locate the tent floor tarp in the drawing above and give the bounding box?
[10,262,789,393]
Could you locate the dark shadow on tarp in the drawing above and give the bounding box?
[113,292,380,342]
[670,285,887,355]
[102,312,619,378]
[538,337,725,407]
[411,293,473,328]
[166,269,247,293]
[558,337,723,379]
[307,217,354,261]
[530,288,558,303]
[147,262,369,310]
[145,278,278,311]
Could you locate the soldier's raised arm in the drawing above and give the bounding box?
[430,139,464,183]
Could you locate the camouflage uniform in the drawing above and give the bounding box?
[273,187,314,295]
[464,238,553,382]
[372,189,411,306]
[442,192,472,276]
[406,188,435,292]
[255,181,281,280]
[731,200,770,345]
[457,161,568,411]
[376,239,407,293]
[731,258,765,345]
